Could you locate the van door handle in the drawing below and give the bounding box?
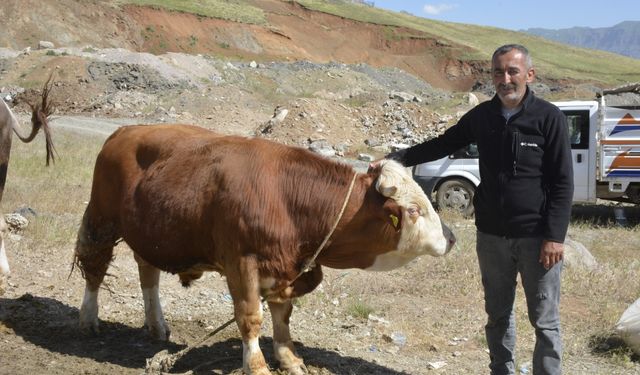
[577,154,582,163]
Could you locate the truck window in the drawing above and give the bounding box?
[563,110,589,150]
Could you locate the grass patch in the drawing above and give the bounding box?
[189,34,198,47]
[4,127,106,247]
[116,0,267,25]
[346,299,374,319]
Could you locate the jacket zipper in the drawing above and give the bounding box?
[498,117,508,234]
[512,130,520,176]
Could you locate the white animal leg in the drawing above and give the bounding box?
[242,332,271,375]
[135,254,170,340]
[0,236,9,275]
[269,300,306,375]
[75,211,114,334]
[79,285,100,333]
[0,216,9,275]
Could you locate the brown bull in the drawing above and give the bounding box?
[0,77,56,275]
[74,124,455,375]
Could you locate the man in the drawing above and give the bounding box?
[382,44,573,374]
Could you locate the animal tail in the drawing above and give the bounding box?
[23,73,57,166]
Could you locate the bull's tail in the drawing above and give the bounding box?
[71,206,120,289]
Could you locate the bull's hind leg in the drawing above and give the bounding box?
[134,254,170,340]
[74,209,117,334]
[227,255,271,375]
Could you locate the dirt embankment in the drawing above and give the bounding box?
[0,0,485,92]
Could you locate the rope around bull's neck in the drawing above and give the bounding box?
[296,171,358,279]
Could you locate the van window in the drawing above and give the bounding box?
[562,110,589,150]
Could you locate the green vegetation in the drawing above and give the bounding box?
[116,0,267,25]
[346,300,374,319]
[294,0,640,85]
[189,34,198,47]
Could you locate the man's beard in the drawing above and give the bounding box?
[497,83,521,102]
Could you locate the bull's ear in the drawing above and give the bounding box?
[383,200,403,232]
[367,162,382,174]
[377,184,397,198]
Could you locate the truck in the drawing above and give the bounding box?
[413,86,640,216]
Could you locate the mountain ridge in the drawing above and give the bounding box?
[524,21,640,59]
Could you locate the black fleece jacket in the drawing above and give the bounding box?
[388,88,574,242]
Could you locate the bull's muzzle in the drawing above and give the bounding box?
[441,222,456,253]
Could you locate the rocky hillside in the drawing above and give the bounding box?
[0,0,608,160]
[1,45,480,160]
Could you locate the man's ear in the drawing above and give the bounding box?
[526,67,535,83]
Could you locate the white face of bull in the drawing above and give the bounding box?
[366,160,455,271]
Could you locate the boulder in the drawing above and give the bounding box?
[563,238,598,271]
[38,41,55,49]
[4,213,29,232]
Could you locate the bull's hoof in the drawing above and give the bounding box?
[145,322,171,341]
[79,306,100,335]
[79,319,100,335]
[249,368,272,375]
[282,363,308,375]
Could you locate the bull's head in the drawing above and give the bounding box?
[367,160,455,271]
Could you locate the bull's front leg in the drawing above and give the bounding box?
[268,299,307,375]
[135,254,170,340]
[265,267,321,374]
[227,255,271,375]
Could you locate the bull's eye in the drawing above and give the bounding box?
[407,205,422,217]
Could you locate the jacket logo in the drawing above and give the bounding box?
[520,142,538,148]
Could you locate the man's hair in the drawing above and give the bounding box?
[492,44,533,69]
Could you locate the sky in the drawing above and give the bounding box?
[371,0,639,31]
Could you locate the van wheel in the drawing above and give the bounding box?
[436,179,475,216]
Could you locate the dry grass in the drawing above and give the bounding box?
[311,205,640,372]
[3,126,106,247]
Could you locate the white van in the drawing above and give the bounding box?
[413,96,640,215]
